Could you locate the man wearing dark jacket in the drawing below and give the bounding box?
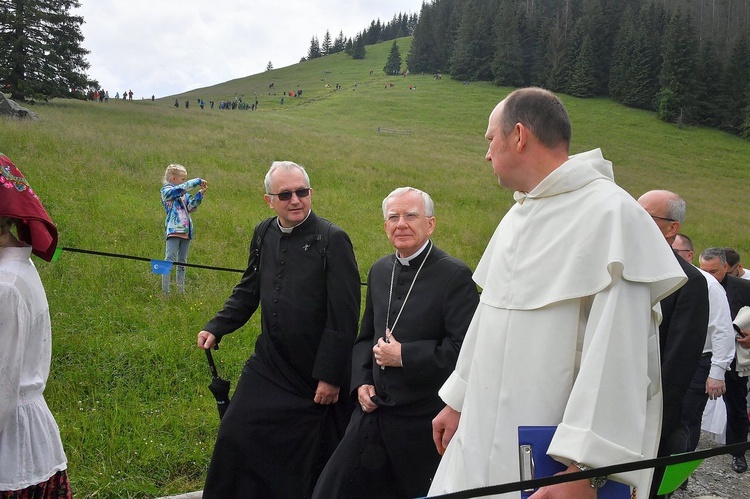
[700,247,750,474]
[638,190,709,498]
[312,187,479,499]
[197,161,361,498]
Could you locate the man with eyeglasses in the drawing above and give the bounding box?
[638,190,710,498]
[669,234,734,488]
[672,233,696,262]
[313,187,479,498]
[197,161,361,497]
[725,247,750,280]
[699,247,750,474]
[429,88,687,499]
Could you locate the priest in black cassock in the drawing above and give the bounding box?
[197,161,361,498]
[312,187,479,498]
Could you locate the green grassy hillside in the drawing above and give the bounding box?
[2,36,750,497]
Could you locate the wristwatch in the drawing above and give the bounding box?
[572,461,607,489]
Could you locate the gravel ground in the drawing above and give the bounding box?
[668,431,749,499]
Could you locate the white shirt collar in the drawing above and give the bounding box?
[277,210,311,233]
[396,239,431,266]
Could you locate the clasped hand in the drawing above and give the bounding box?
[373,334,402,368]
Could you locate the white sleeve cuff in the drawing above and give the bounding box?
[438,371,467,411]
[709,363,727,380]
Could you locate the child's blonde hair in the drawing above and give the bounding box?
[163,163,187,185]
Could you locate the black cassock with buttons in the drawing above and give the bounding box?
[313,241,479,499]
[201,212,361,499]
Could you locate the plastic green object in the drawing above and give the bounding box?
[657,459,703,495]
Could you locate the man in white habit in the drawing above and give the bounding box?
[428,87,687,498]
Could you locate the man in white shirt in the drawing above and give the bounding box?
[671,234,734,454]
[700,247,750,473]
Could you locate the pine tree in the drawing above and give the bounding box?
[608,6,635,102]
[407,1,441,73]
[694,40,723,127]
[366,19,382,45]
[568,35,598,97]
[719,35,750,133]
[321,30,332,56]
[528,17,552,87]
[622,23,660,110]
[449,0,494,81]
[544,13,571,92]
[383,40,402,75]
[333,31,346,54]
[308,36,321,59]
[491,0,525,87]
[578,0,608,95]
[560,20,587,95]
[352,34,366,60]
[657,8,699,124]
[0,0,90,101]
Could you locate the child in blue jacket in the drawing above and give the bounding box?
[161,163,207,294]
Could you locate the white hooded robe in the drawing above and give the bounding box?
[429,149,686,498]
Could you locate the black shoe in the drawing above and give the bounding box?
[732,455,747,473]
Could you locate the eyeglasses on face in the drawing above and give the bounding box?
[674,248,692,254]
[268,188,310,201]
[386,213,422,224]
[650,214,676,222]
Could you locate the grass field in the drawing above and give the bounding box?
[2,36,750,497]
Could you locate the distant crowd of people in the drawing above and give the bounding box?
[87,89,135,102]
[173,95,260,111]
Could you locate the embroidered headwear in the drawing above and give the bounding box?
[0,153,58,261]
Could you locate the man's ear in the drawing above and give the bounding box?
[515,123,528,152]
[665,221,681,240]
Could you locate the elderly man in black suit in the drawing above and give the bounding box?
[638,190,709,498]
[700,247,750,473]
[312,187,479,499]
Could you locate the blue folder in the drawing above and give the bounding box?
[518,426,630,498]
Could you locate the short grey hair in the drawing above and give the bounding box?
[700,247,727,265]
[264,161,310,194]
[664,194,686,224]
[382,187,435,218]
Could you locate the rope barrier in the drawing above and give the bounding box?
[60,246,245,273]
[426,441,750,499]
[58,246,368,285]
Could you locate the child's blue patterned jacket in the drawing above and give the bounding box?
[161,178,203,239]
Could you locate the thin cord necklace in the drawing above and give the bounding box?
[382,241,433,370]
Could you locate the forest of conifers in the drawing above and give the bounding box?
[385,0,750,138]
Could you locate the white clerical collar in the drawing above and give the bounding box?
[396,239,431,266]
[277,211,311,233]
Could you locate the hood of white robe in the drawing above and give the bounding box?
[475,149,686,310]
